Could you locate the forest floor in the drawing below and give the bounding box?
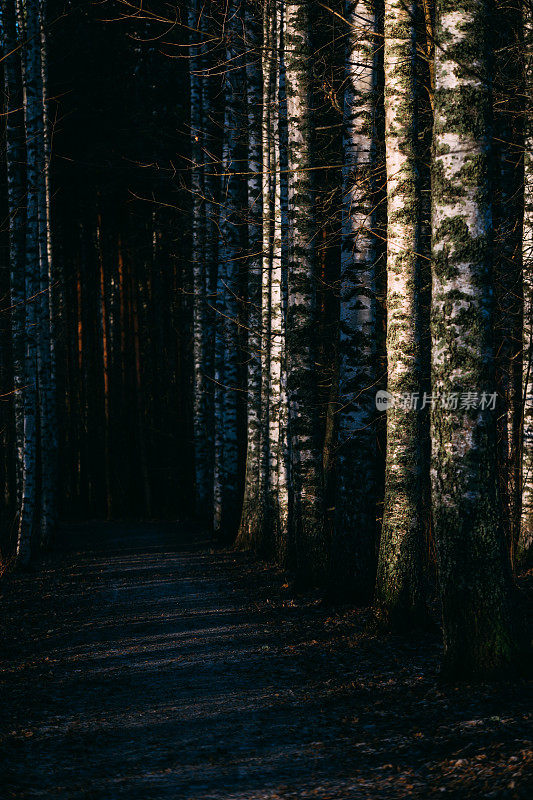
[0,522,531,800]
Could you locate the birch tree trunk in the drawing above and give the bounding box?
[237,0,263,548]
[251,0,289,559]
[213,276,226,534]
[35,0,57,548]
[213,0,245,537]
[201,3,216,518]
[268,2,287,559]
[1,0,26,503]
[519,0,533,567]
[254,0,274,555]
[40,9,55,350]
[16,0,42,565]
[431,0,521,677]
[96,216,112,517]
[274,0,290,564]
[492,0,523,561]
[332,0,378,600]
[376,0,425,623]
[131,259,152,517]
[189,0,209,513]
[284,0,326,584]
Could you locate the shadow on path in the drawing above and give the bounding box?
[0,522,531,799]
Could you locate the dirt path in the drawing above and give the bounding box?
[0,522,531,799]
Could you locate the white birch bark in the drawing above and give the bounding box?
[284,0,326,584]
[257,0,274,553]
[431,0,521,677]
[376,0,425,622]
[274,0,290,564]
[520,0,533,566]
[237,0,264,549]
[268,9,284,555]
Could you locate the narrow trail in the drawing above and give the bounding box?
[0,523,531,799]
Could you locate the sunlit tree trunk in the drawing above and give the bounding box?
[520,0,533,567]
[267,3,285,558]
[251,1,289,559]
[376,0,425,623]
[257,0,274,554]
[274,0,290,564]
[432,0,521,677]
[284,0,326,583]
[332,0,378,600]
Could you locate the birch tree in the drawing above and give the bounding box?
[431,0,521,677]
[332,0,379,599]
[201,2,216,516]
[258,0,275,554]
[35,0,57,547]
[240,0,286,556]
[213,0,245,537]
[376,0,425,623]
[268,0,289,560]
[237,0,263,548]
[16,0,42,565]
[274,0,290,564]
[493,0,523,556]
[284,0,326,583]
[1,0,26,502]
[189,0,209,513]
[257,30,272,550]
[519,0,533,567]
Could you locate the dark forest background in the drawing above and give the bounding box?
[1,0,352,530]
[1,0,194,530]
